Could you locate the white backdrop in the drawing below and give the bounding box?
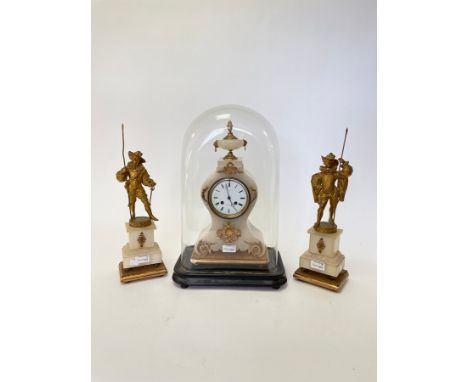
[92,1,376,381]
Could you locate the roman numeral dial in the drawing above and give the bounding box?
[208,178,250,219]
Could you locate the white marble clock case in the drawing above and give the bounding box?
[190,157,269,268]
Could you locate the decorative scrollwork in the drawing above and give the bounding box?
[244,240,265,258]
[196,240,215,256]
[223,162,240,174]
[251,188,257,201]
[201,187,208,201]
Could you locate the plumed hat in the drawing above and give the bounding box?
[128,150,146,163]
[321,152,338,167]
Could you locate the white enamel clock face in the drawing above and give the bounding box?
[208,178,250,219]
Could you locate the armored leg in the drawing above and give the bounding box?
[137,191,158,221]
[128,190,137,219]
[316,198,328,226]
[129,204,136,219]
[329,196,338,225]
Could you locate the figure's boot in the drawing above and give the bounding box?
[329,204,337,225]
[315,209,323,227]
[144,203,159,221]
[129,204,136,220]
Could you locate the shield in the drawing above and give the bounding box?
[311,173,322,203]
[338,177,348,202]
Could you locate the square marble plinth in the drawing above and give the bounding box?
[308,227,342,258]
[126,221,156,249]
[299,250,345,278]
[121,243,162,269]
[119,261,167,283]
[293,267,349,292]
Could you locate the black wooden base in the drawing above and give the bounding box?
[172,247,287,289]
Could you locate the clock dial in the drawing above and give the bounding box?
[208,178,250,219]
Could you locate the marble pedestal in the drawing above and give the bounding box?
[293,226,348,291]
[119,220,167,283]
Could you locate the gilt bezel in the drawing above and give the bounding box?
[207,178,251,219]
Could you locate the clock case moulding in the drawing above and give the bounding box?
[172,105,287,289]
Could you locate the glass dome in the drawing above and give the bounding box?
[173,105,286,288]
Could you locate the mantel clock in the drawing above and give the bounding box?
[173,105,286,289]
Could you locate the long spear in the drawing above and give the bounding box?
[121,123,126,167]
[121,123,131,218]
[338,128,349,171]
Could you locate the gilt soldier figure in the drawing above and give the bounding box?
[116,150,158,225]
[311,152,353,233]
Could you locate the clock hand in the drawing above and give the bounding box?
[225,183,232,202]
[230,200,238,211]
[225,184,237,210]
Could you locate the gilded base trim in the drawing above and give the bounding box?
[191,250,269,265]
[129,216,152,228]
[293,267,348,292]
[119,261,167,283]
[313,221,338,234]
